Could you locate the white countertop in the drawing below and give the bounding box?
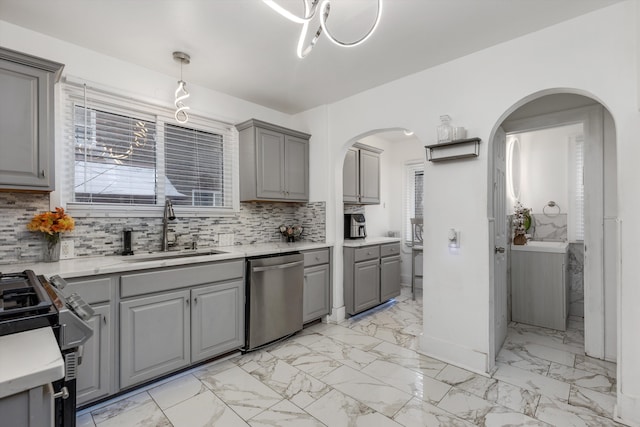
[343,237,401,248]
[0,327,64,399]
[0,241,332,278]
[511,241,569,253]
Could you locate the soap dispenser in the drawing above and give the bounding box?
[122,228,134,255]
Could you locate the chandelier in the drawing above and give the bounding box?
[263,0,383,59]
[172,51,191,124]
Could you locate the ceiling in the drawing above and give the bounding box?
[0,0,621,114]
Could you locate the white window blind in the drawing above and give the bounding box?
[62,81,238,214]
[404,161,424,243]
[570,135,585,241]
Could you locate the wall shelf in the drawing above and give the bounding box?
[425,137,481,162]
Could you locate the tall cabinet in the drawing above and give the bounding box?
[0,48,63,191]
[236,119,310,202]
[343,143,382,204]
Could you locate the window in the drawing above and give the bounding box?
[63,81,238,215]
[568,134,584,241]
[404,162,424,243]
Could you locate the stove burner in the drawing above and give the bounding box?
[2,287,39,309]
[0,270,55,333]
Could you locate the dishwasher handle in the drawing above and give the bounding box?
[252,260,304,273]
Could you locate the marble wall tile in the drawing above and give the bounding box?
[568,242,585,317]
[0,192,325,263]
[530,213,567,242]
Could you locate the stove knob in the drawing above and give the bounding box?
[67,293,95,321]
[49,275,68,289]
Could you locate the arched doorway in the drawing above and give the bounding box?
[488,91,618,368]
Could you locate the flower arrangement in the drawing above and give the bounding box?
[513,201,531,244]
[279,224,304,242]
[27,207,75,260]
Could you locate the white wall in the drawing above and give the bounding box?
[295,2,640,423]
[515,124,581,216]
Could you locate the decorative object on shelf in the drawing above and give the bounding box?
[452,126,467,140]
[172,51,191,124]
[425,137,481,162]
[262,0,383,59]
[513,201,531,245]
[27,207,75,262]
[436,115,453,144]
[279,224,304,242]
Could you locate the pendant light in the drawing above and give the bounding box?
[173,51,191,124]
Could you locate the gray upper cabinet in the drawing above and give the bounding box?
[0,48,63,191]
[237,119,310,202]
[343,143,382,204]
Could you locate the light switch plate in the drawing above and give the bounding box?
[60,240,75,259]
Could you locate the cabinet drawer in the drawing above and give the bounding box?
[354,245,380,262]
[380,243,401,258]
[303,249,330,267]
[121,260,244,298]
[64,277,112,304]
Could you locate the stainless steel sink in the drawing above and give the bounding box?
[122,249,227,262]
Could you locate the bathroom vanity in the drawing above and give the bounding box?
[511,241,569,331]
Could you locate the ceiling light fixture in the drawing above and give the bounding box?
[263,0,383,59]
[403,130,414,136]
[173,51,191,124]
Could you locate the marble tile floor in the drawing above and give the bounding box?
[77,287,621,426]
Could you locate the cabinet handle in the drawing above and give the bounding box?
[103,315,107,326]
[194,297,198,305]
[315,256,320,261]
[41,169,46,178]
[53,387,69,400]
[186,299,190,307]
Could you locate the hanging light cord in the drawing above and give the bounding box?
[263,0,382,59]
[173,52,191,124]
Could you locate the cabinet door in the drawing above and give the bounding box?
[256,127,285,199]
[303,264,330,322]
[0,60,53,190]
[359,149,380,204]
[380,255,401,301]
[354,259,380,313]
[120,290,190,389]
[343,148,359,203]
[76,304,111,405]
[191,280,244,363]
[284,135,309,201]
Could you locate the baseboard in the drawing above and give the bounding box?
[327,305,346,323]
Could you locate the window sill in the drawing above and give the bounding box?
[67,204,238,218]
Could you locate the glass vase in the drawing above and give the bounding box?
[44,235,61,262]
[437,115,453,144]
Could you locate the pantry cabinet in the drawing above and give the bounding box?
[343,143,382,204]
[0,48,63,191]
[236,119,310,202]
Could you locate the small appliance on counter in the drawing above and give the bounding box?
[344,214,367,239]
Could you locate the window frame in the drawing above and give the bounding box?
[57,80,239,218]
[404,160,425,246]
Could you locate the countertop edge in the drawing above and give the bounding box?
[0,327,64,399]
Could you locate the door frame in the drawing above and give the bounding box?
[488,94,615,367]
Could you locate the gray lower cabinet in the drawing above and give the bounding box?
[344,242,401,315]
[0,385,54,427]
[120,290,191,389]
[62,275,116,406]
[380,255,401,301]
[76,304,111,405]
[236,119,310,202]
[191,280,244,363]
[0,48,63,191]
[302,248,332,323]
[511,249,569,331]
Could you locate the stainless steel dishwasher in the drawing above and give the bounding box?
[245,252,304,351]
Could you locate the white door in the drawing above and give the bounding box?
[493,127,508,356]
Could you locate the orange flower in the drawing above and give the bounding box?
[27,207,75,236]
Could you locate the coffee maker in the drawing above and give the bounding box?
[344,214,367,239]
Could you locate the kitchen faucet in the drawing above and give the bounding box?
[162,198,176,251]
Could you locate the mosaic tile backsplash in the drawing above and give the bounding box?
[0,193,325,264]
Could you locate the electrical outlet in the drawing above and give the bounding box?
[60,240,74,259]
[218,233,234,247]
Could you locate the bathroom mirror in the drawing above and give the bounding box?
[507,137,521,200]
